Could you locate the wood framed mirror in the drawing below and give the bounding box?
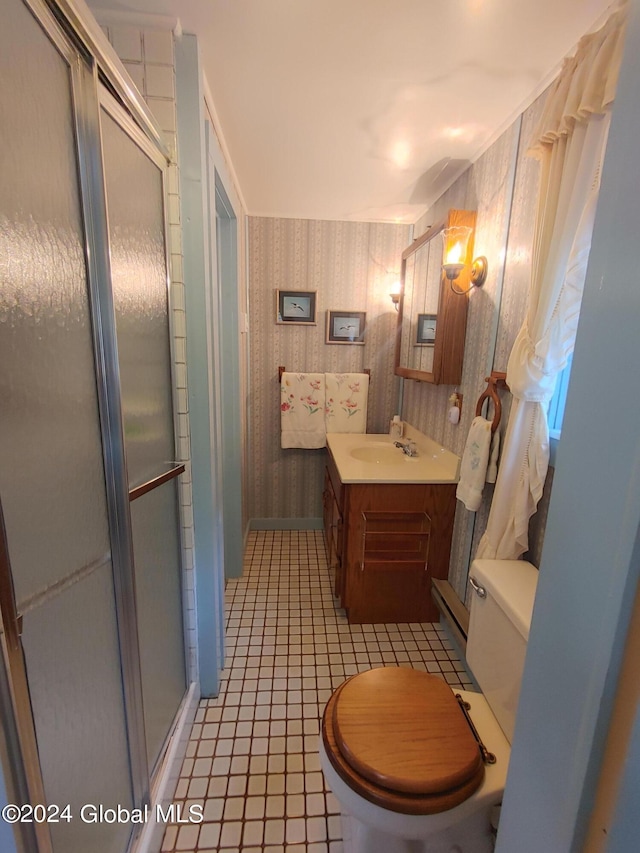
[395,209,476,385]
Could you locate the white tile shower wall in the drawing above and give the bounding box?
[103,23,198,681]
[248,217,410,522]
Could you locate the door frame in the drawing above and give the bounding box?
[213,173,244,580]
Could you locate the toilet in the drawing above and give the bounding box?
[319,559,539,853]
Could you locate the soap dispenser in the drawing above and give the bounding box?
[389,414,404,439]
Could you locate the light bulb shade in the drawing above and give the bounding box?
[442,225,472,280]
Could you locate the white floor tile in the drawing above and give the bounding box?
[161,530,470,852]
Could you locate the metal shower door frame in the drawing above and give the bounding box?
[0,1,185,850]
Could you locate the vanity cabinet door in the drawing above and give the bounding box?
[343,482,456,624]
[332,499,344,600]
[323,468,344,599]
[322,468,333,558]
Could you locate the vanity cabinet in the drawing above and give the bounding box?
[322,460,344,598]
[323,449,456,624]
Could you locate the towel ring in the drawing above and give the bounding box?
[475,372,508,434]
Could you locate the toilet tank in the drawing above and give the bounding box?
[466,559,539,743]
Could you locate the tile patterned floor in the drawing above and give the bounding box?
[161,529,473,852]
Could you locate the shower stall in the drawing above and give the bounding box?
[0,1,191,851]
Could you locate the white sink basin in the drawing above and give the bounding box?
[328,432,460,484]
[349,443,406,464]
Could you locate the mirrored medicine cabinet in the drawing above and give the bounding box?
[395,209,476,385]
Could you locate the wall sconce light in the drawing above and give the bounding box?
[390,281,402,310]
[441,225,488,294]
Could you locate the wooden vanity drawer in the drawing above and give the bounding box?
[360,511,430,568]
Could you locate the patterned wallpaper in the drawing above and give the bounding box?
[247,218,410,520]
[403,91,550,602]
[246,92,553,603]
[103,13,557,640]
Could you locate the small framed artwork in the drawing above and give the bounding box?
[326,310,366,345]
[416,313,437,345]
[276,289,317,324]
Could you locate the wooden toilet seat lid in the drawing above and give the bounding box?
[332,668,482,796]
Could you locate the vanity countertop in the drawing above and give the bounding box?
[326,429,460,485]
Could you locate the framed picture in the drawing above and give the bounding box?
[276,289,317,324]
[326,310,366,345]
[416,313,437,345]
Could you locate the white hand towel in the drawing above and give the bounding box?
[325,373,369,434]
[456,416,497,511]
[280,372,326,448]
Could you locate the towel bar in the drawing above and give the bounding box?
[278,366,371,381]
[475,371,509,433]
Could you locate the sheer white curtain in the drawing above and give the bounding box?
[476,6,627,561]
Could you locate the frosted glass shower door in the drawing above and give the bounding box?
[0,4,135,852]
[100,105,187,774]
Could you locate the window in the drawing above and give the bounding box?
[547,353,573,465]
[547,353,573,439]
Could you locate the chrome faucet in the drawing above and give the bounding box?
[394,439,418,457]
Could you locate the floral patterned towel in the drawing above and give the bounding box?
[325,373,369,435]
[280,373,326,448]
[456,416,499,511]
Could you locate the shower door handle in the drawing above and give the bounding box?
[128,462,186,502]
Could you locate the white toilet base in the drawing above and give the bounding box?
[320,688,510,853]
[340,806,495,853]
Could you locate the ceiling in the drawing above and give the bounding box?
[89,0,614,223]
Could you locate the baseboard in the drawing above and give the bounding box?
[249,517,323,530]
[431,578,469,650]
[132,681,200,853]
